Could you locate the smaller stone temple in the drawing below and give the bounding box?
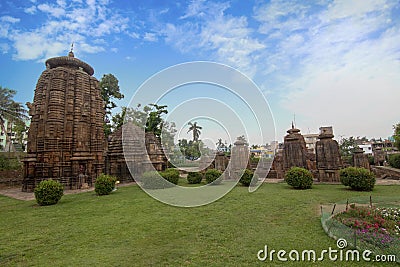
[282,124,309,171]
[106,122,168,181]
[315,126,342,182]
[353,146,370,170]
[373,147,385,166]
[229,138,250,175]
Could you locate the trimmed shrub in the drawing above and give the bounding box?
[388,154,400,169]
[339,167,359,187]
[160,168,180,185]
[239,169,258,187]
[339,167,376,191]
[205,169,223,185]
[284,167,313,189]
[34,179,64,206]
[187,172,203,184]
[95,174,117,195]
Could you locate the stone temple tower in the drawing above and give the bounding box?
[22,50,106,192]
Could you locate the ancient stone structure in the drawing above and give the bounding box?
[282,124,308,171]
[22,51,105,191]
[228,136,250,178]
[267,151,284,179]
[353,146,370,170]
[106,123,168,181]
[315,127,342,182]
[214,152,229,172]
[373,147,385,166]
[145,132,168,171]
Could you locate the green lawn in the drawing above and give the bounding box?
[0,183,399,266]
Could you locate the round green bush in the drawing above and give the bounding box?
[284,167,313,189]
[239,169,258,187]
[95,174,117,195]
[187,172,203,184]
[34,179,64,206]
[339,166,359,187]
[160,168,180,185]
[205,169,223,185]
[340,167,375,191]
[388,154,400,169]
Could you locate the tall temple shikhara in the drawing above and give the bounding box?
[22,49,106,192]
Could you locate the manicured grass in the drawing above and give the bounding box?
[0,183,399,266]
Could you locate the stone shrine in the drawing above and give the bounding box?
[282,124,308,171]
[373,147,385,166]
[315,127,342,182]
[353,146,370,170]
[106,122,168,181]
[228,136,250,178]
[22,51,105,191]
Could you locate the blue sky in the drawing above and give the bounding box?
[0,0,399,144]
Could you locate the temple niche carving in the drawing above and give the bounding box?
[22,51,106,192]
[315,127,343,182]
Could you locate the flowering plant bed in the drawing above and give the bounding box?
[333,205,400,249]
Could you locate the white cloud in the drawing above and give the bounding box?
[24,6,37,14]
[271,0,400,138]
[37,4,66,17]
[0,43,9,54]
[163,0,264,77]
[143,32,157,42]
[0,16,20,23]
[3,0,130,61]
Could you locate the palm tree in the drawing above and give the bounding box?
[0,86,28,152]
[187,121,202,142]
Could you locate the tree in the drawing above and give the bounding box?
[187,121,202,142]
[0,86,28,151]
[339,136,358,156]
[99,74,124,136]
[216,138,226,151]
[393,123,400,150]
[12,120,28,150]
[145,104,168,137]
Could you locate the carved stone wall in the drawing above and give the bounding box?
[22,52,105,191]
[315,127,342,182]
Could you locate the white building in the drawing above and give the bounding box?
[0,118,29,152]
[359,144,373,155]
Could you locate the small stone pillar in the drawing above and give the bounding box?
[353,147,370,170]
[229,136,250,178]
[316,127,342,182]
[373,147,385,166]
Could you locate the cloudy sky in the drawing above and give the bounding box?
[0,0,399,143]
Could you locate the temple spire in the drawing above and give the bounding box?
[68,42,74,57]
